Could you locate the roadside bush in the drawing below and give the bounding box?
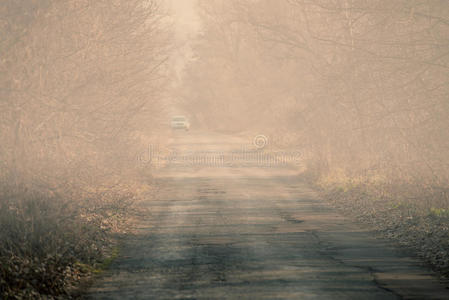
[0,184,136,298]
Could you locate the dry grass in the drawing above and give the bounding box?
[313,170,449,278]
[0,181,143,299]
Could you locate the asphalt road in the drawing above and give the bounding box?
[85,131,449,299]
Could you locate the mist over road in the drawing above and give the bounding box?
[86,132,448,299]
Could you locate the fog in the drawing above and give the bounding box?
[1,0,449,298]
[173,0,449,188]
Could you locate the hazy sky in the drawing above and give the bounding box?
[164,0,201,79]
[165,0,201,39]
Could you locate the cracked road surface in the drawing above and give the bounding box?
[85,132,449,299]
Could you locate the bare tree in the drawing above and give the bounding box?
[181,0,449,184]
[0,0,170,192]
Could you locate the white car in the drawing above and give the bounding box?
[171,116,190,131]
